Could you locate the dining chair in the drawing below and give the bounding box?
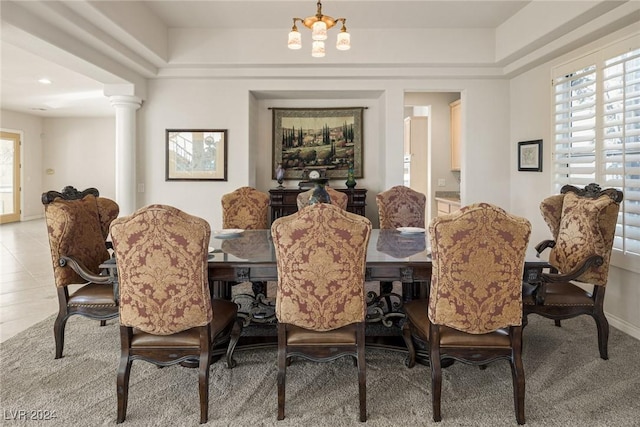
[523,183,623,360]
[402,203,531,424]
[375,186,427,311]
[110,204,241,424]
[221,186,270,230]
[42,186,119,359]
[375,185,426,229]
[271,203,372,422]
[296,186,348,210]
[221,186,271,297]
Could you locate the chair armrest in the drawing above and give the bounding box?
[59,256,113,284]
[532,254,603,305]
[535,239,555,255]
[541,254,604,284]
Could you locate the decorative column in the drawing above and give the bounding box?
[109,95,142,216]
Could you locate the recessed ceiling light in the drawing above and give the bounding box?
[38,78,52,85]
[30,107,47,111]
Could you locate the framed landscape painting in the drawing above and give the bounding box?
[166,129,228,181]
[272,107,364,180]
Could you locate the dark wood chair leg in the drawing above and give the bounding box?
[116,358,132,423]
[199,329,211,424]
[430,327,442,422]
[100,320,107,326]
[277,324,287,421]
[357,324,367,422]
[53,313,68,359]
[430,353,442,422]
[594,313,610,360]
[511,327,526,425]
[554,319,562,327]
[402,321,416,368]
[226,320,242,369]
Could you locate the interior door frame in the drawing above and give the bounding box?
[0,130,21,224]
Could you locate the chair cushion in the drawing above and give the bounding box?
[523,282,594,306]
[286,323,357,346]
[404,299,512,348]
[211,299,238,339]
[550,192,619,286]
[404,299,430,340]
[68,283,116,306]
[130,327,202,348]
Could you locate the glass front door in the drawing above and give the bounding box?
[0,131,21,224]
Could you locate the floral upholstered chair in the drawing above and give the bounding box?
[296,186,348,210]
[221,186,270,230]
[523,183,623,360]
[376,185,426,229]
[271,203,372,422]
[42,186,119,359]
[402,203,531,424]
[110,205,241,424]
[221,187,271,297]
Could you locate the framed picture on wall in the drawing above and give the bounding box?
[271,107,364,180]
[166,129,228,181]
[517,139,542,172]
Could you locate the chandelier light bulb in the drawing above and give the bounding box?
[288,29,302,50]
[312,40,326,58]
[336,30,350,51]
[312,21,327,41]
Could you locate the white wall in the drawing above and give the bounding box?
[509,24,640,339]
[0,110,43,220]
[41,117,116,200]
[138,78,513,230]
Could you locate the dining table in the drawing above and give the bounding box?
[203,228,550,355]
[101,228,548,360]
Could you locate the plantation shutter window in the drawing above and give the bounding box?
[602,47,640,256]
[552,37,640,269]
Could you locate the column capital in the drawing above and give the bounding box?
[109,95,142,110]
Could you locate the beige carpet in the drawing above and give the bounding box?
[1,314,639,426]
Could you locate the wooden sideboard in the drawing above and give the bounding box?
[269,187,367,223]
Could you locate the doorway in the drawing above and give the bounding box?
[0,131,21,224]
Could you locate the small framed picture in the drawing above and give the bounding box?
[166,129,227,181]
[517,139,542,172]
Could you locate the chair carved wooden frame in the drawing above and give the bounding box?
[523,183,623,360]
[42,186,119,359]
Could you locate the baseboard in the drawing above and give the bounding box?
[22,214,44,221]
[607,311,640,341]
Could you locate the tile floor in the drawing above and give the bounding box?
[0,219,61,342]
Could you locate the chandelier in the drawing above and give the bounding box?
[287,0,350,58]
